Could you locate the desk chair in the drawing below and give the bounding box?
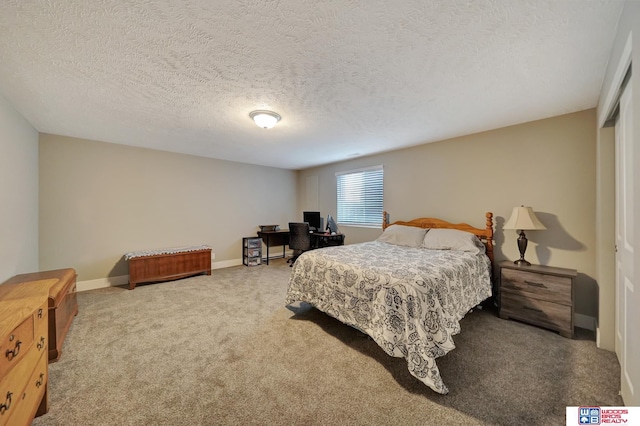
[288,222,312,266]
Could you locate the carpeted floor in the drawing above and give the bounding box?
[32,259,622,426]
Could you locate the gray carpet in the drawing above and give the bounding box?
[33,259,622,425]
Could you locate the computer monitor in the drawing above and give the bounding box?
[303,211,322,232]
[326,214,339,234]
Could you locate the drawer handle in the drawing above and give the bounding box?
[524,280,546,289]
[5,341,21,360]
[35,373,45,388]
[524,306,544,313]
[38,308,43,318]
[0,391,12,415]
[37,336,46,350]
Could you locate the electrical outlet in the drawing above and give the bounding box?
[211,252,216,260]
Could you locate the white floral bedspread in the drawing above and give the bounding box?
[285,241,492,394]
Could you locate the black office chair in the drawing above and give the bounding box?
[288,222,312,266]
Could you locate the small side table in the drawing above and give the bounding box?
[498,261,577,338]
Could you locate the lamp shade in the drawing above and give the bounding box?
[504,206,546,231]
[249,110,281,129]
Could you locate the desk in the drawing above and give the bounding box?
[311,232,345,248]
[257,230,345,264]
[257,230,290,265]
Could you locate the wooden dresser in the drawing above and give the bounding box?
[0,281,52,425]
[3,269,78,362]
[498,261,577,338]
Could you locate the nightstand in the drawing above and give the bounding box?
[498,261,577,338]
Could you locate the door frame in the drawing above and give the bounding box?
[597,30,637,406]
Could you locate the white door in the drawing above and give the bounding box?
[615,79,638,405]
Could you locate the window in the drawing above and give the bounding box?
[336,165,384,227]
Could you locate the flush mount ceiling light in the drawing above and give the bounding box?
[249,110,281,129]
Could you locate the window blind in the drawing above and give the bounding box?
[336,165,384,227]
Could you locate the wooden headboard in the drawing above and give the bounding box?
[382,211,495,265]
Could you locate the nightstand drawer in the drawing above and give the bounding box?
[500,291,572,333]
[501,268,571,304]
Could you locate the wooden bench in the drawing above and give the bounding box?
[2,268,78,363]
[125,246,212,290]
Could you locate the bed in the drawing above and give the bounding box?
[285,212,494,394]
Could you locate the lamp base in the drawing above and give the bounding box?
[514,230,531,267]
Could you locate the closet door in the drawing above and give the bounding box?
[615,79,637,405]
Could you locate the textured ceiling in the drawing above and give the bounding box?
[0,0,623,170]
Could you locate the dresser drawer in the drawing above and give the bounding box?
[35,300,49,359]
[501,268,572,304]
[0,316,34,378]
[0,338,44,423]
[2,350,47,426]
[0,284,50,426]
[500,291,572,333]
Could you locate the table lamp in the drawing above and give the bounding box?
[504,206,546,266]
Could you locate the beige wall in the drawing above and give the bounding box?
[39,134,297,281]
[298,109,598,319]
[595,126,615,350]
[1,99,601,320]
[0,94,39,282]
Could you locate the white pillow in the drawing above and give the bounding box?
[421,228,485,254]
[377,225,428,248]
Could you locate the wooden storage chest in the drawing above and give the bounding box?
[2,268,78,362]
[126,247,212,290]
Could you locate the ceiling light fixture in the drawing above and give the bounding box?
[249,110,281,129]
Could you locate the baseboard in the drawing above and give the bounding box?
[575,313,597,332]
[77,275,129,292]
[212,259,242,269]
[77,258,245,292]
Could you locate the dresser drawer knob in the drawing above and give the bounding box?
[5,341,21,360]
[0,391,12,414]
[524,305,544,313]
[36,336,46,350]
[524,280,546,289]
[35,373,45,388]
